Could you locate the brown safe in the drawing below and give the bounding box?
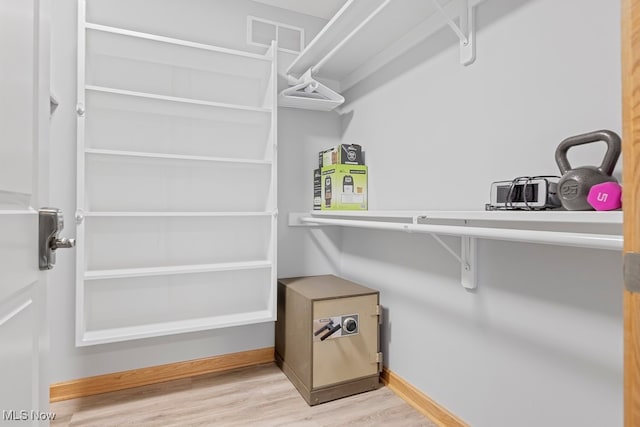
[275,275,382,405]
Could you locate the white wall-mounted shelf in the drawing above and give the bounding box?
[84,21,274,109]
[82,211,274,218]
[286,0,482,92]
[85,86,272,113]
[84,89,273,164]
[80,310,275,346]
[84,149,273,166]
[304,210,623,224]
[85,260,272,280]
[289,210,622,290]
[85,22,271,62]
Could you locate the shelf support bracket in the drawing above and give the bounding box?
[461,236,477,290]
[429,234,477,290]
[431,0,476,65]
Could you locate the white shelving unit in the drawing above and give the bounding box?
[75,0,278,346]
[289,210,622,289]
[285,0,482,93]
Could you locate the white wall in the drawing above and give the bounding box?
[331,0,622,426]
[278,108,344,278]
[48,0,339,383]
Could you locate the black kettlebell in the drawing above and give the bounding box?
[555,130,621,210]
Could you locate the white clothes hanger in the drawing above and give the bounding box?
[279,69,344,111]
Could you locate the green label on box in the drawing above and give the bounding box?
[320,165,367,211]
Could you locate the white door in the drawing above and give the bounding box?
[0,0,56,424]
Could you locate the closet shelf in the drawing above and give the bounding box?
[85,22,271,62]
[84,86,272,113]
[81,211,274,218]
[85,149,272,166]
[299,216,621,250]
[85,260,272,281]
[286,0,483,91]
[306,210,623,224]
[290,210,621,290]
[290,210,622,250]
[79,310,275,346]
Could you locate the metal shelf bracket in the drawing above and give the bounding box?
[431,0,476,65]
[292,212,478,289]
[428,233,477,290]
[461,236,477,289]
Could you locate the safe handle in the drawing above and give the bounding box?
[320,323,342,341]
[39,208,75,270]
[313,320,333,336]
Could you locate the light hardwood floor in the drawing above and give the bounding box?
[50,363,436,426]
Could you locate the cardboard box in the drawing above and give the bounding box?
[320,165,367,210]
[313,169,322,210]
[319,144,364,167]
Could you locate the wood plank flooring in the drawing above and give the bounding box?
[50,363,435,426]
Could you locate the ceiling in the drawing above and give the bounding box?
[251,0,347,19]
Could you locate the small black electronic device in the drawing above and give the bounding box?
[487,176,562,210]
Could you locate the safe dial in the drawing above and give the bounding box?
[343,317,358,334]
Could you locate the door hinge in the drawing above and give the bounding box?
[376,352,383,373]
[624,253,640,293]
[376,304,383,325]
